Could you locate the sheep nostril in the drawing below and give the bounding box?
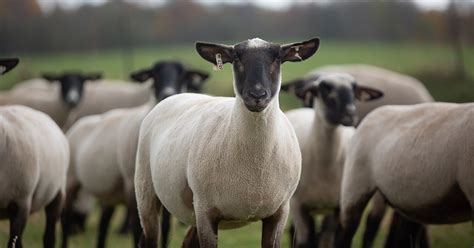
[250,90,267,100]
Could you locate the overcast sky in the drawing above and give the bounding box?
[37,0,453,12]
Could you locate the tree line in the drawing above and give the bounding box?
[1,0,473,54]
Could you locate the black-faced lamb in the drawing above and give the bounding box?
[284,72,383,247]
[63,61,208,248]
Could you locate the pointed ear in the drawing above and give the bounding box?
[281,78,308,99]
[0,58,19,75]
[184,70,209,91]
[84,72,102,82]
[42,73,61,83]
[130,69,152,83]
[281,38,320,63]
[300,85,319,107]
[355,85,384,102]
[195,42,234,65]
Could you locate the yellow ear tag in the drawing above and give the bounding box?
[214,53,223,71]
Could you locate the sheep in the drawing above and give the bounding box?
[282,64,433,122]
[335,102,474,248]
[283,72,383,248]
[134,37,319,248]
[63,61,209,248]
[14,78,152,130]
[0,72,102,129]
[281,64,434,247]
[0,105,69,248]
[117,63,209,247]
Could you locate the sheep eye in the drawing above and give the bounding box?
[319,82,333,92]
[233,54,240,62]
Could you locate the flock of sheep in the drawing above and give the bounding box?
[0,37,471,248]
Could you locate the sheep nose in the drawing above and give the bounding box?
[346,104,356,115]
[250,90,267,100]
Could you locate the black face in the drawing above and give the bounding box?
[42,72,102,108]
[0,58,19,76]
[232,42,281,112]
[282,73,384,127]
[130,61,209,102]
[318,81,358,126]
[196,38,320,112]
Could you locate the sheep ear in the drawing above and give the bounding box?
[84,73,102,82]
[281,38,320,63]
[281,78,309,99]
[355,85,384,102]
[42,73,61,83]
[0,58,19,75]
[130,69,152,83]
[300,85,319,108]
[184,70,209,90]
[195,42,233,65]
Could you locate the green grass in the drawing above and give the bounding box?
[1,206,473,247]
[1,41,474,109]
[1,41,474,247]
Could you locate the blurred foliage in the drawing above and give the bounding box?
[1,0,473,53]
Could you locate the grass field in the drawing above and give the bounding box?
[1,41,474,247]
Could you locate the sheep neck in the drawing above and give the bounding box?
[310,105,344,165]
[228,96,280,158]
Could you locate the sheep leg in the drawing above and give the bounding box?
[44,191,65,248]
[195,207,220,248]
[182,226,200,248]
[136,146,161,248]
[336,176,376,248]
[362,191,387,248]
[262,203,290,248]
[125,183,142,248]
[318,211,338,248]
[96,205,115,248]
[61,182,81,248]
[161,208,172,248]
[289,201,316,248]
[384,212,429,248]
[118,207,132,234]
[7,200,30,248]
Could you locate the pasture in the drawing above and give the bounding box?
[1,41,474,247]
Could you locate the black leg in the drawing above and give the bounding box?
[291,206,317,248]
[61,183,81,248]
[362,194,387,248]
[44,192,65,248]
[288,223,295,248]
[97,205,116,248]
[181,227,200,248]
[318,212,338,248]
[7,201,29,248]
[161,208,172,248]
[384,212,429,248]
[118,207,132,235]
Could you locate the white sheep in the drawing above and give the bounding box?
[0,72,102,129]
[63,61,209,248]
[336,102,474,247]
[135,37,319,247]
[282,64,434,247]
[284,73,383,247]
[0,105,69,248]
